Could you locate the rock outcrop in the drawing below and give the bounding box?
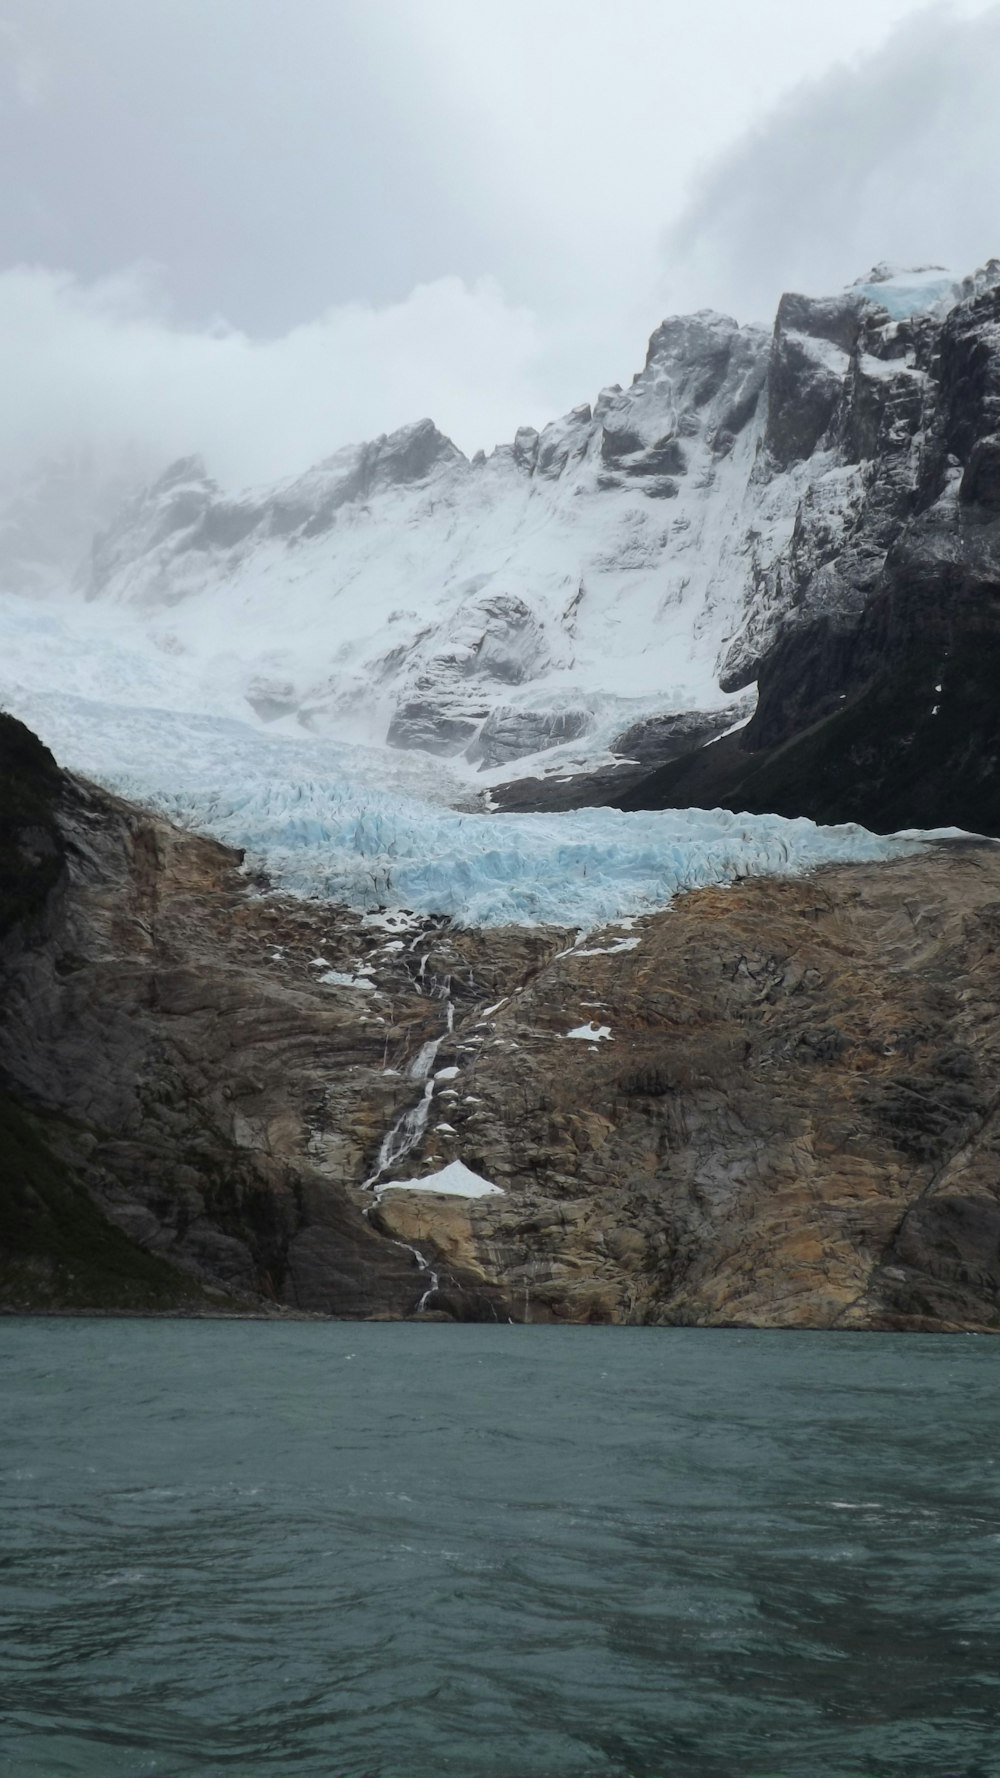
[3,719,1000,1330]
[0,716,517,1317]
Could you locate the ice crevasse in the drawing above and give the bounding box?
[110,779,926,930]
[7,685,927,930]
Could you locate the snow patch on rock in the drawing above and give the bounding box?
[376,1160,504,1199]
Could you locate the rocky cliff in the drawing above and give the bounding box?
[618,266,1000,833]
[4,720,999,1330]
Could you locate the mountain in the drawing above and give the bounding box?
[75,314,765,783]
[63,261,1000,823]
[6,264,1000,1325]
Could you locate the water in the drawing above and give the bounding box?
[1,1324,998,1778]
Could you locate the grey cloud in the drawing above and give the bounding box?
[0,0,498,332]
[662,4,1000,321]
[1,0,996,517]
[0,266,551,489]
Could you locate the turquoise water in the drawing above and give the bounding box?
[1,1322,998,1778]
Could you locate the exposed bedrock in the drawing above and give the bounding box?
[3,718,1000,1330]
[372,844,1000,1332]
[490,704,750,812]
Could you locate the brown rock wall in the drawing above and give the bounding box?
[4,754,1000,1329]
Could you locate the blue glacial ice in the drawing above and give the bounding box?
[852,267,960,320]
[6,683,925,930]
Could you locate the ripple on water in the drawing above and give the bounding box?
[1,1321,998,1778]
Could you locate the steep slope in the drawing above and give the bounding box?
[3,719,1000,1329]
[0,716,508,1317]
[376,845,1000,1332]
[619,264,1000,832]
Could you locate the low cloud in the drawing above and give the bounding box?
[663,3,1000,321]
[4,4,999,514]
[0,265,553,491]
[0,17,51,109]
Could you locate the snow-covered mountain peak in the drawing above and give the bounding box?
[151,454,213,494]
[72,302,779,772]
[39,260,999,793]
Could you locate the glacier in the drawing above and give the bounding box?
[0,602,921,930]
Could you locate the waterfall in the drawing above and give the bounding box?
[361,987,453,1313]
[415,1250,441,1313]
[362,1029,447,1191]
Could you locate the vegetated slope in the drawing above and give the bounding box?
[617,269,1000,834]
[4,717,1000,1330]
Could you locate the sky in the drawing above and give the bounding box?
[0,0,998,489]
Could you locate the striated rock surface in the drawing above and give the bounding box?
[379,848,1000,1331]
[3,717,1000,1330]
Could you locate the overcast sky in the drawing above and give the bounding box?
[1,0,998,485]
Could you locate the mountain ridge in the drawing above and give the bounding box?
[50,260,997,812]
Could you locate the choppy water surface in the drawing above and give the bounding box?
[1,1323,998,1778]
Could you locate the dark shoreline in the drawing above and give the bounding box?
[1,1308,994,1333]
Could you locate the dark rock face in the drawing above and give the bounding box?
[619,277,1000,838]
[372,846,1000,1332]
[0,729,517,1317]
[765,293,861,469]
[490,704,753,812]
[0,715,65,941]
[962,435,1000,507]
